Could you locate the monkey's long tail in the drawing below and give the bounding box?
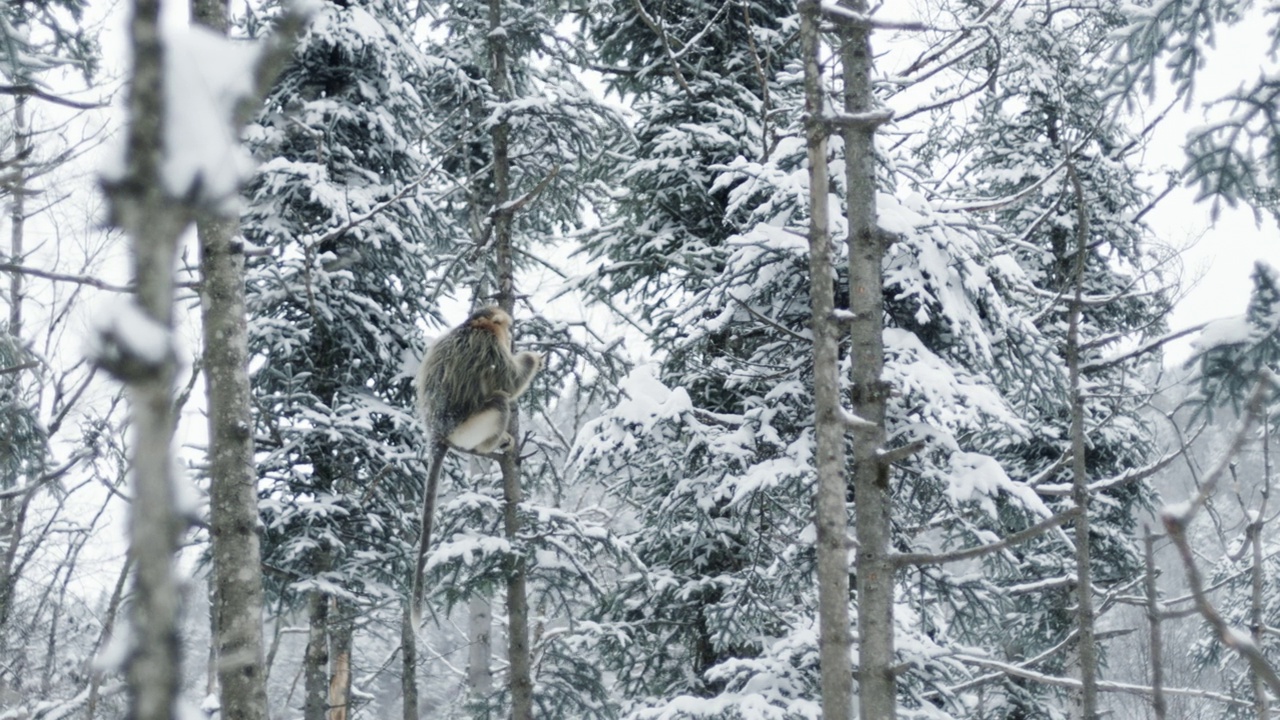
[410,442,449,626]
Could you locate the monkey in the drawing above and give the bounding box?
[410,306,542,615]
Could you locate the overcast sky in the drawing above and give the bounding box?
[1140,17,1280,364]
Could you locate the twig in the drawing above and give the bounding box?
[0,263,130,293]
[894,507,1081,567]
[628,0,695,100]
[0,84,104,110]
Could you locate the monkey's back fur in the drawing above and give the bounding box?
[415,307,534,444]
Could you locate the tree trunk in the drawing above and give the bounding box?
[108,0,192,717]
[7,93,25,337]
[401,598,418,720]
[1065,160,1098,720]
[0,91,29,649]
[467,593,494,695]
[187,0,271,715]
[328,600,353,720]
[801,3,853,718]
[488,0,534,717]
[304,586,331,720]
[840,2,894,718]
[1143,527,1166,720]
[1251,437,1270,720]
[196,162,272,720]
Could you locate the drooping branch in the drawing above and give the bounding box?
[894,507,1081,568]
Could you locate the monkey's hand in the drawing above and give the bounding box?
[515,351,544,374]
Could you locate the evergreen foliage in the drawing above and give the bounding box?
[1193,263,1280,418]
[1116,0,1280,216]
[575,1,1171,717]
[8,0,1280,717]
[241,0,437,637]
[0,0,97,85]
[899,2,1170,714]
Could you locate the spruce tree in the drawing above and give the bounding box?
[240,0,439,713]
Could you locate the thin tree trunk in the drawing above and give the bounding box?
[401,598,418,720]
[304,586,330,720]
[1251,436,1271,720]
[8,94,25,337]
[1065,158,1098,720]
[840,2,894,718]
[801,3,853,718]
[467,593,494,695]
[328,600,353,720]
[107,0,191,716]
[187,0,271,714]
[196,188,271,720]
[488,0,534,717]
[1143,527,1166,720]
[0,93,28,643]
[87,555,132,720]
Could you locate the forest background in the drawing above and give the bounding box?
[6,0,1280,719]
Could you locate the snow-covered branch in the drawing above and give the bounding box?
[893,507,1080,567]
[1034,449,1182,497]
[955,654,1252,708]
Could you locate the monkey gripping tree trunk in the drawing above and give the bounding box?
[488,0,535,717]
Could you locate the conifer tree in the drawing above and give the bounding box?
[407,2,629,716]
[577,1,1173,717]
[239,1,439,714]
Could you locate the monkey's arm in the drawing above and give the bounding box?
[506,351,542,399]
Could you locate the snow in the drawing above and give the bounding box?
[611,364,695,432]
[1191,315,1253,352]
[948,452,1053,519]
[88,297,172,367]
[161,25,262,208]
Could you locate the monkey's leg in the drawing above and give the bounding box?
[447,396,513,454]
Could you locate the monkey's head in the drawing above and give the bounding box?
[466,306,513,349]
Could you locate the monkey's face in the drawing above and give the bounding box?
[467,307,514,349]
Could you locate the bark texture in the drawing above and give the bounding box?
[801,3,853,718]
[188,0,271,716]
[108,0,191,717]
[304,585,331,720]
[489,0,534,717]
[401,599,419,720]
[1143,528,1166,720]
[839,3,894,718]
[467,593,494,695]
[1065,160,1098,720]
[328,603,353,720]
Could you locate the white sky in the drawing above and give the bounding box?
[1139,18,1280,364]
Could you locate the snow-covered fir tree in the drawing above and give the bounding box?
[393,1,630,717]
[239,0,440,714]
[885,2,1171,715]
[576,1,1173,718]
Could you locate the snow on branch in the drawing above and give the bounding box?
[893,507,1081,567]
[1034,448,1182,497]
[101,2,312,213]
[89,298,174,381]
[954,654,1252,709]
[817,1,928,31]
